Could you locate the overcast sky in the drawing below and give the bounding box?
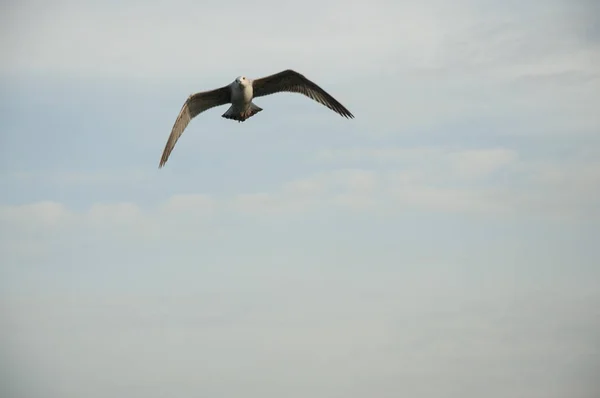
[1,0,599,397]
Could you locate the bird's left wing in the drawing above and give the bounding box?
[252,69,354,119]
[159,85,231,168]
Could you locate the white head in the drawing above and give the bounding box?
[235,76,248,87]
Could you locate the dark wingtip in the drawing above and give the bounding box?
[158,154,169,168]
[338,108,354,119]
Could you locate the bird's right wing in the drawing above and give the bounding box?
[159,85,231,168]
[252,69,354,119]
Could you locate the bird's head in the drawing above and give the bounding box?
[235,76,248,87]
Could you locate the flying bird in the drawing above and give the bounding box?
[158,69,354,168]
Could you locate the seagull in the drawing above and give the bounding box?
[158,69,354,168]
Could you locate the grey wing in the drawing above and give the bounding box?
[159,85,231,168]
[251,69,354,119]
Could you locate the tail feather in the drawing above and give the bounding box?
[222,103,263,122]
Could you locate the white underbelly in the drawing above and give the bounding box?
[231,85,253,107]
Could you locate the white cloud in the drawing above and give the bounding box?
[230,192,295,214]
[161,194,217,216]
[0,201,71,229]
[8,170,152,185]
[3,0,597,149]
[228,169,378,215]
[2,146,597,238]
[387,179,509,214]
[87,202,142,225]
[1,0,429,80]
[307,146,600,219]
[0,197,214,264]
[445,148,518,180]
[315,147,518,180]
[2,0,596,81]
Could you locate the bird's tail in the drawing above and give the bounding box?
[222,103,263,122]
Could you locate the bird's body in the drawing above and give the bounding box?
[158,69,354,168]
[221,76,263,122]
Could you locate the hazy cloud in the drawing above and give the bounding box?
[1,1,599,397]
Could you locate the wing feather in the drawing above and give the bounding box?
[159,86,231,168]
[251,70,354,119]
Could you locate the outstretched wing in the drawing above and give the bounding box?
[251,69,354,119]
[159,86,231,168]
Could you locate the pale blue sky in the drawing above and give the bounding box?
[1,0,599,397]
